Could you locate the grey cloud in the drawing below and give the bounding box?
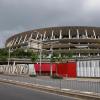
[0,0,100,47]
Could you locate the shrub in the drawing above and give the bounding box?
[51,74,63,79]
[29,74,37,77]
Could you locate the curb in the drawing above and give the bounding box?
[0,78,100,100]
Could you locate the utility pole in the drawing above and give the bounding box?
[39,34,42,75]
[8,47,10,65]
[50,44,53,77]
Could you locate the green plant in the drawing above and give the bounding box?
[29,74,37,77]
[31,53,38,62]
[67,52,73,59]
[51,74,63,79]
[0,48,8,61]
[0,56,7,61]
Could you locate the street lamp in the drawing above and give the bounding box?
[39,34,42,75]
[8,47,11,65]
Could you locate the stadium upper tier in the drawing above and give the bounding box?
[5,26,100,57]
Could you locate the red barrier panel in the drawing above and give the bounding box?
[34,63,56,74]
[34,61,76,78]
[57,63,67,77]
[67,61,76,78]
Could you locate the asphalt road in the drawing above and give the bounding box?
[0,82,76,100]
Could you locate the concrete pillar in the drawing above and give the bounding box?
[85,29,88,38]
[76,29,79,39]
[59,30,62,39]
[51,30,54,40]
[36,33,39,40]
[93,29,96,39]
[43,31,46,40]
[68,29,71,39]
[79,53,80,57]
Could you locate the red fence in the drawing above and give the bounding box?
[34,63,56,74]
[34,61,76,78]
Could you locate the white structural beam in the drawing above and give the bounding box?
[14,37,19,45]
[59,30,62,39]
[85,29,88,38]
[29,33,33,41]
[68,29,71,39]
[76,29,79,39]
[93,29,96,39]
[43,31,46,40]
[18,36,22,44]
[36,33,39,40]
[51,30,54,40]
[8,41,13,47]
[11,39,16,46]
[23,34,27,43]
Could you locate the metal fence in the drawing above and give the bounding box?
[0,74,100,96]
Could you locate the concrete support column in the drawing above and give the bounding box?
[93,29,96,39]
[88,53,90,56]
[43,31,46,40]
[59,30,62,39]
[68,29,71,39]
[97,53,99,56]
[79,53,80,57]
[51,30,54,40]
[85,29,88,38]
[36,33,39,40]
[77,29,79,39]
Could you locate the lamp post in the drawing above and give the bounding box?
[8,47,10,65]
[50,44,53,77]
[39,34,42,76]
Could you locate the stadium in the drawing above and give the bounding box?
[6,26,100,57]
[5,26,100,78]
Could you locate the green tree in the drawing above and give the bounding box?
[31,53,38,62]
[67,52,73,59]
[0,48,8,61]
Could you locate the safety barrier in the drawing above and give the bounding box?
[0,64,29,75]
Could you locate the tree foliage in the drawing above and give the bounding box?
[0,48,38,62]
[31,53,38,62]
[0,48,8,60]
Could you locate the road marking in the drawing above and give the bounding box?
[81,91,93,94]
[62,88,71,91]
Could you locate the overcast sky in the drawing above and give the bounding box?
[0,0,100,47]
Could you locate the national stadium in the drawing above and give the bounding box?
[5,26,100,78]
[6,26,100,57]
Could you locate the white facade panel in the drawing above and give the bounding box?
[95,60,99,77]
[29,64,36,75]
[77,61,80,76]
[87,61,91,77]
[84,61,87,77]
[80,61,83,77]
